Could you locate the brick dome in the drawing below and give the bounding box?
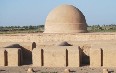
[44,4,87,33]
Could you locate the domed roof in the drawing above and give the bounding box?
[44,4,87,33]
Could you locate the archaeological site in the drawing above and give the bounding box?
[0,4,116,73]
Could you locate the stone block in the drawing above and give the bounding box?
[66,46,80,67]
[64,69,70,73]
[103,48,116,67]
[0,48,7,66]
[90,48,101,67]
[32,48,42,66]
[103,69,108,73]
[6,48,22,66]
[44,46,66,67]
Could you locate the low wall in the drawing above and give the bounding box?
[0,48,22,66]
[0,33,116,67]
[0,33,116,43]
[90,44,116,67]
[0,42,33,65]
[32,46,80,67]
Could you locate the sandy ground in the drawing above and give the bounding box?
[0,66,116,73]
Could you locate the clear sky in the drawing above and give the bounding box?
[0,0,116,26]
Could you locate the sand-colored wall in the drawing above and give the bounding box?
[32,48,41,66]
[1,33,116,67]
[0,42,33,64]
[44,48,66,67]
[0,33,116,43]
[67,46,80,67]
[6,48,22,66]
[0,48,23,66]
[90,44,116,67]
[32,46,80,67]
[0,48,6,66]
[90,48,101,67]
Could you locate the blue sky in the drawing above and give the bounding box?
[0,0,116,26]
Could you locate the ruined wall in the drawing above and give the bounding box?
[0,33,116,67]
[32,46,80,67]
[0,48,6,66]
[0,48,22,66]
[90,44,116,67]
[0,42,33,64]
[0,33,116,43]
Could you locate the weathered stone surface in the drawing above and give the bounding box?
[0,33,116,43]
[103,48,116,67]
[32,48,41,66]
[6,48,22,66]
[44,4,87,33]
[0,42,33,62]
[103,69,108,73]
[44,46,66,67]
[90,48,101,67]
[27,68,34,73]
[32,46,81,67]
[66,46,80,67]
[0,48,7,66]
[64,69,70,73]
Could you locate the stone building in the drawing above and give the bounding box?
[0,4,116,69]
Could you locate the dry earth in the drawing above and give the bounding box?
[0,66,116,73]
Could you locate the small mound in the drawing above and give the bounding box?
[57,41,72,46]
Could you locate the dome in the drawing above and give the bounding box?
[44,4,87,33]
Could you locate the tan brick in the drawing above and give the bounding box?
[103,69,108,73]
[0,42,33,62]
[6,48,22,66]
[66,46,80,67]
[64,69,70,73]
[0,48,7,66]
[32,48,42,66]
[90,48,101,67]
[103,48,116,67]
[44,46,66,67]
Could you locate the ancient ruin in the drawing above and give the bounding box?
[44,4,87,33]
[0,4,116,73]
